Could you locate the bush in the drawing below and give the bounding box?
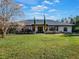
[16,29,33,34]
[7,28,16,34]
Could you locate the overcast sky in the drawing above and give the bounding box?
[16,0,79,20]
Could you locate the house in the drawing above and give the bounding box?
[17,20,74,33]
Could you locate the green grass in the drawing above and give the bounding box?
[0,34,79,59]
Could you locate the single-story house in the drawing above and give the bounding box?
[16,20,74,33]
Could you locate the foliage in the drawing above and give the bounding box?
[0,0,23,38]
[61,16,79,33]
[72,16,79,32]
[33,16,36,32]
[44,15,46,31]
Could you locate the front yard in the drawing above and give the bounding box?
[0,34,79,59]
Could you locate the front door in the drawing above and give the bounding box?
[37,26,43,33]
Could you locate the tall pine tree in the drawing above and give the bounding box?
[44,15,46,32]
[34,16,36,31]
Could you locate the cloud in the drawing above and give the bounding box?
[31,5,48,11]
[43,0,60,5]
[45,15,57,20]
[32,15,57,20]
[25,12,58,20]
[54,0,60,3]
[33,12,41,14]
[48,9,57,12]
[43,0,53,5]
[19,4,24,7]
[18,4,28,9]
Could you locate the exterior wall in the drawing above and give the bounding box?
[67,26,72,33]
[58,26,64,32]
[47,27,50,31]
[34,26,45,33]
[47,26,58,32]
[25,25,72,33]
[25,26,32,30]
[35,26,38,32]
[43,26,45,32]
[58,26,72,33]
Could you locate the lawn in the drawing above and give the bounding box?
[0,34,79,59]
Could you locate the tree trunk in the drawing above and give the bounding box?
[1,31,6,38]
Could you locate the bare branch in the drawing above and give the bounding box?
[0,0,23,38]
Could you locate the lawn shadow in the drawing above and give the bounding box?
[64,33,79,37]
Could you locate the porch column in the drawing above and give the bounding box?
[30,26,32,30]
[35,26,38,33]
[43,26,45,33]
[47,26,50,31]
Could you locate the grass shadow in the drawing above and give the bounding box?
[64,33,79,37]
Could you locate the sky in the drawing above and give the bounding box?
[15,0,79,20]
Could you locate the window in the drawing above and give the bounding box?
[64,27,67,32]
[49,26,58,31]
[49,26,55,31]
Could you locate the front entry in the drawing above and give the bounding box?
[37,26,43,33]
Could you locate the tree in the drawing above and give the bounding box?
[44,15,46,32]
[70,18,74,24]
[68,17,76,24]
[73,16,79,32]
[61,18,64,22]
[34,16,36,32]
[75,16,79,24]
[0,0,23,38]
[7,22,18,34]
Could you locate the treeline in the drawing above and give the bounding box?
[60,16,79,33]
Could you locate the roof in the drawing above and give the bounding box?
[18,20,74,26]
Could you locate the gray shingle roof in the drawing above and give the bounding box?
[18,20,74,26]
